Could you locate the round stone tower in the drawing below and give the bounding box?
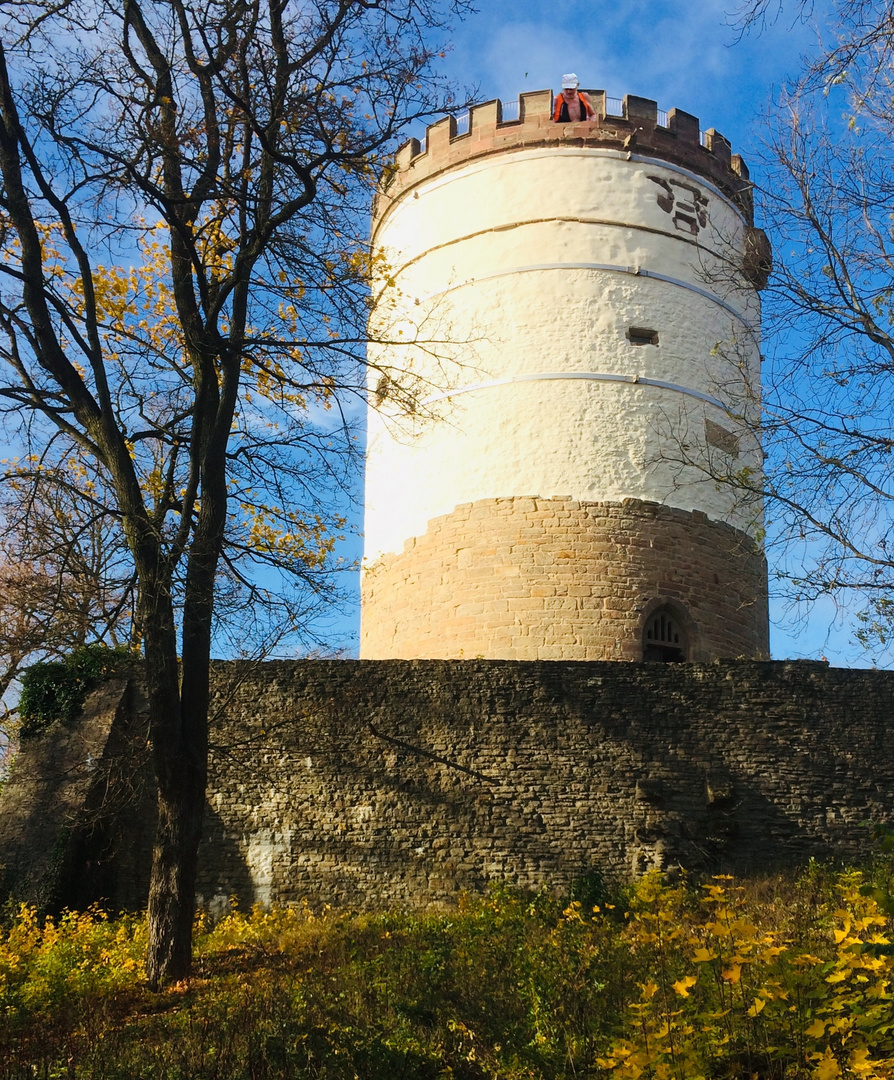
[361,89,771,662]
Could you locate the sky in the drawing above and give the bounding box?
[443,0,830,139]
[334,0,884,668]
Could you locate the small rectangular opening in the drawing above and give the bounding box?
[627,327,659,346]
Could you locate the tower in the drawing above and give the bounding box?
[361,90,771,662]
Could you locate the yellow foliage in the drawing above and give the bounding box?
[0,217,343,571]
[815,1048,844,1078]
[693,947,717,962]
[0,905,146,1013]
[746,995,765,1016]
[672,975,698,997]
[598,869,894,1079]
[3,862,894,1079]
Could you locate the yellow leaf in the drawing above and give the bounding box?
[693,947,716,962]
[730,918,758,939]
[805,1019,827,1039]
[812,1048,841,1080]
[722,963,742,984]
[672,975,698,997]
[848,1048,875,1077]
[747,997,766,1017]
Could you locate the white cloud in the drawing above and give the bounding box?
[447,0,834,150]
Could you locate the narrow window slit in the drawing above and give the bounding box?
[627,327,659,346]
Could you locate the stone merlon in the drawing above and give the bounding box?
[373,90,756,231]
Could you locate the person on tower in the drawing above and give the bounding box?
[553,74,596,122]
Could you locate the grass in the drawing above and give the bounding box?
[1,858,893,1079]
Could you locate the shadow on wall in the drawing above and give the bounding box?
[0,676,156,914]
[196,802,259,917]
[3,660,894,914]
[0,674,257,918]
[196,659,894,908]
[546,662,874,878]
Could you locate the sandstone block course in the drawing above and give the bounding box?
[361,497,769,661]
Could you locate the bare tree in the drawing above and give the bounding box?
[692,1,894,655]
[0,456,135,683]
[734,2,894,108]
[0,0,462,985]
[735,0,894,69]
[0,456,135,765]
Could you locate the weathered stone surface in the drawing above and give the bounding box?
[0,674,154,912]
[362,499,769,661]
[4,659,893,914]
[196,658,894,908]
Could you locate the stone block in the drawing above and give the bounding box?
[667,108,700,144]
[624,95,658,124]
[519,89,552,121]
[470,98,502,132]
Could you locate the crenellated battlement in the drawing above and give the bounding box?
[373,90,754,231]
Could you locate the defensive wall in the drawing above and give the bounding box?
[2,659,893,914]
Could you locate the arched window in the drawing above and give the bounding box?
[643,607,687,663]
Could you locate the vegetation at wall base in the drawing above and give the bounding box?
[18,644,133,740]
[1,860,893,1079]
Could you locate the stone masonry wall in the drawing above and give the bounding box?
[195,659,894,912]
[4,660,892,916]
[0,675,154,913]
[360,498,769,661]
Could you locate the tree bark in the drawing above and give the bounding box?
[147,753,206,987]
[143,650,209,988]
[0,0,462,988]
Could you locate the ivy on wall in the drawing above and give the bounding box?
[19,645,133,739]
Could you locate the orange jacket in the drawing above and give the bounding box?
[553,91,595,122]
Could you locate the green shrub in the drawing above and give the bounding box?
[19,644,133,739]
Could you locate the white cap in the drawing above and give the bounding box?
[561,73,580,89]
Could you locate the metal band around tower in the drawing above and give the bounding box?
[419,370,727,410]
[423,261,756,331]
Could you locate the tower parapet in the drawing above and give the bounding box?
[374,90,755,231]
[362,89,770,662]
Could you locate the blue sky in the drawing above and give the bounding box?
[334,0,882,667]
[444,0,830,145]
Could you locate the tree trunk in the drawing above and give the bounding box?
[140,568,209,989]
[147,755,206,987]
[142,462,224,987]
